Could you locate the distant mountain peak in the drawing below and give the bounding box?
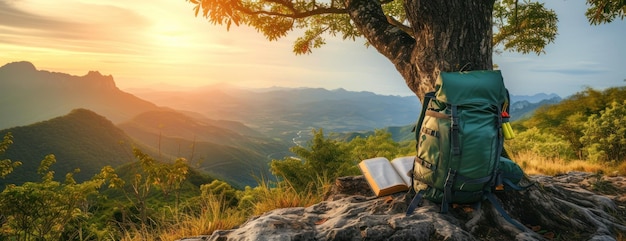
[83,70,117,90]
[67,108,103,117]
[85,70,104,77]
[0,61,37,73]
[510,93,561,104]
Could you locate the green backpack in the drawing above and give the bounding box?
[406,70,530,230]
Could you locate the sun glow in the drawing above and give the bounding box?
[151,22,190,49]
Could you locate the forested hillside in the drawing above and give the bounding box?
[508,87,626,164]
[0,108,289,188]
[118,109,290,188]
[0,109,138,185]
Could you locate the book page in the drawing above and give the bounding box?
[390,156,414,186]
[359,157,408,196]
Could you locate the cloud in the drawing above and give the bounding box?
[0,1,71,30]
[0,0,153,55]
[533,68,607,75]
[531,61,609,76]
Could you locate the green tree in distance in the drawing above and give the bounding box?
[110,148,189,227]
[186,0,624,99]
[504,126,574,159]
[0,133,21,179]
[581,100,626,162]
[200,179,239,207]
[270,129,357,193]
[347,129,400,161]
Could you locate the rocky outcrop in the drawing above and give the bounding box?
[183,172,626,241]
[0,61,117,91]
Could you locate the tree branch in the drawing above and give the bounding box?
[344,0,418,95]
[236,3,348,18]
[385,15,414,38]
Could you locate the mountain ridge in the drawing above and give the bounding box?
[0,61,160,129]
[0,61,118,91]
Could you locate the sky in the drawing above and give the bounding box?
[0,0,624,98]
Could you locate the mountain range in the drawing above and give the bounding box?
[0,61,160,130]
[129,84,424,145]
[0,61,559,187]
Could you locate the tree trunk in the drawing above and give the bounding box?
[345,0,494,101]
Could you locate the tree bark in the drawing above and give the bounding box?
[344,0,495,100]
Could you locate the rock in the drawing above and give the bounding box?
[180,172,626,241]
[323,175,374,200]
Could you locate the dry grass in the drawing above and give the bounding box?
[158,196,247,241]
[512,151,623,176]
[120,176,333,241]
[252,175,332,215]
[252,184,321,216]
[119,195,247,241]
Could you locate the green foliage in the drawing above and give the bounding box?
[201,179,239,207]
[186,0,608,56]
[329,126,416,157]
[189,0,366,54]
[269,157,311,192]
[493,0,558,54]
[0,155,106,240]
[519,87,626,160]
[0,132,21,179]
[290,128,358,178]
[0,109,135,185]
[586,0,626,24]
[270,129,358,193]
[345,129,400,161]
[505,127,575,159]
[581,100,626,162]
[108,148,190,226]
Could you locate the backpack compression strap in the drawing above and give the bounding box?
[441,169,457,213]
[450,105,461,156]
[405,190,424,216]
[485,192,527,231]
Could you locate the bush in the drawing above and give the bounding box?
[581,100,626,162]
[505,127,575,159]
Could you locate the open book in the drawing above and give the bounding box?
[358,156,414,197]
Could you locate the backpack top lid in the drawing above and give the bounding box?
[435,70,507,105]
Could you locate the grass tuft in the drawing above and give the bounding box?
[513,151,606,176]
